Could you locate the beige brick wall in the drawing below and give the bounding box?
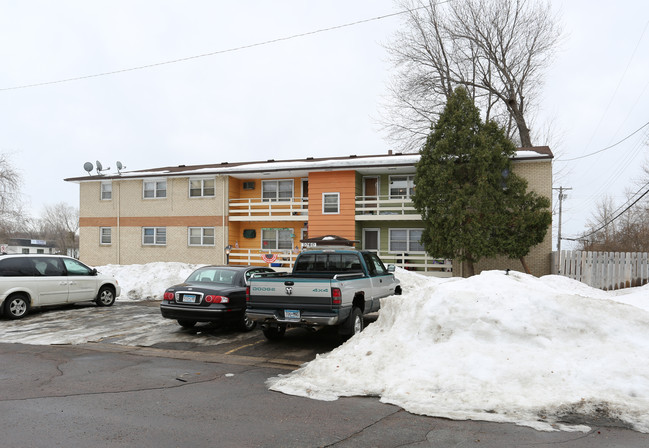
[459,158,553,277]
[78,176,229,266]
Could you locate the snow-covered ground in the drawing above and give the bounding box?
[9,263,649,433]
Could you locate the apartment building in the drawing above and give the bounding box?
[65,148,553,276]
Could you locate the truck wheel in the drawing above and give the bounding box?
[340,307,363,339]
[262,325,286,341]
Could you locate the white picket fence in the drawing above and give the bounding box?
[553,251,649,291]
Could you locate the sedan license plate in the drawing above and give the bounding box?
[182,294,197,303]
[285,309,300,321]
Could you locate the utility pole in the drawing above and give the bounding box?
[553,186,572,273]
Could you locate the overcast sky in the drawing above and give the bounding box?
[1,0,648,249]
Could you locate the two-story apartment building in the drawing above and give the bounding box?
[65,148,553,276]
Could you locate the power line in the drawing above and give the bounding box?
[555,119,649,162]
[0,8,422,92]
[566,183,649,241]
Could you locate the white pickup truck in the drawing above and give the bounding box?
[246,249,401,340]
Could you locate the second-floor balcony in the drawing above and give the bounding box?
[355,195,421,221]
[229,198,308,221]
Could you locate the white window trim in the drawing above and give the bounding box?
[100,181,112,201]
[322,192,340,214]
[143,178,167,199]
[142,227,166,246]
[188,227,216,246]
[261,179,294,202]
[189,177,216,198]
[389,175,415,199]
[99,227,112,245]
[388,228,425,253]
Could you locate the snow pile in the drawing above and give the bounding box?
[268,269,649,433]
[97,262,203,300]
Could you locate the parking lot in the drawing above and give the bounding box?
[0,300,372,368]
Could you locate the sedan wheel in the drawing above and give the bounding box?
[177,319,197,329]
[240,314,257,332]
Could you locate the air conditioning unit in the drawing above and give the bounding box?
[243,181,255,190]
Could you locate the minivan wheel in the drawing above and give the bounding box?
[95,286,115,307]
[4,294,30,319]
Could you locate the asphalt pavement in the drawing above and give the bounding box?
[1,302,649,447]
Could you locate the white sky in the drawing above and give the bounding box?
[1,0,648,248]
[1,262,648,433]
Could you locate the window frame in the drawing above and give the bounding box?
[188,227,215,246]
[100,181,112,200]
[261,179,294,202]
[261,228,293,251]
[143,179,167,199]
[142,227,167,246]
[322,192,340,214]
[100,227,112,245]
[189,177,216,198]
[389,175,415,199]
[388,228,425,253]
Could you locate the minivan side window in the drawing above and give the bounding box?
[35,258,66,276]
[63,258,94,276]
[0,257,36,276]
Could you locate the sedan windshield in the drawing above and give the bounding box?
[186,268,236,285]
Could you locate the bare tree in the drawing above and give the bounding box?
[382,0,561,151]
[40,203,79,256]
[0,153,25,240]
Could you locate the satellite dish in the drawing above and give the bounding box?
[96,160,110,175]
[116,161,126,174]
[83,162,93,175]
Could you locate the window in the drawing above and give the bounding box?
[143,179,167,199]
[262,180,293,202]
[188,227,215,246]
[0,257,36,276]
[100,182,112,200]
[389,228,424,253]
[262,228,292,250]
[62,258,93,276]
[322,193,340,214]
[389,175,415,199]
[189,178,215,197]
[142,227,166,245]
[294,253,362,273]
[100,227,112,245]
[362,252,388,276]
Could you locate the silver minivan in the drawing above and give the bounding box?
[0,254,120,319]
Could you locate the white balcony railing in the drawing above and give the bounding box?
[227,248,451,275]
[227,248,297,270]
[355,196,421,220]
[228,198,308,221]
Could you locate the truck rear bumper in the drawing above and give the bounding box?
[246,308,342,326]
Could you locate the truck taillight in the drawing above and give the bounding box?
[163,292,174,301]
[332,287,342,305]
[246,286,250,302]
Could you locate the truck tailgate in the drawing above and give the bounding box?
[248,278,333,309]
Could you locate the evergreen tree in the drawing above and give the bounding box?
[412,87,551,276]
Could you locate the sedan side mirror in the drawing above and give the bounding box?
[387,264,395,273]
